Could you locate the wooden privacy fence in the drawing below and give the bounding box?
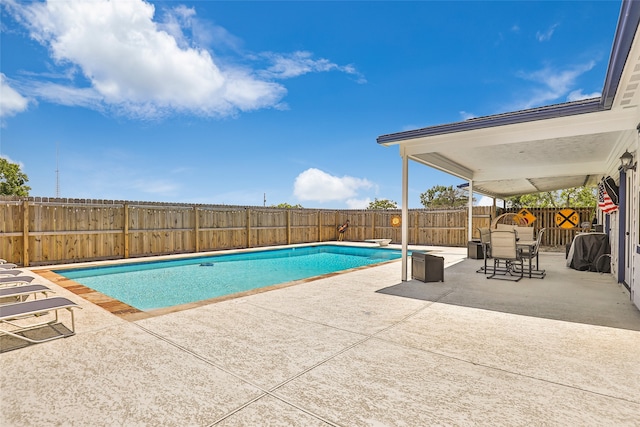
[0,197,594,266]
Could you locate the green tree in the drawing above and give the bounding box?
[0,158,30,196]
[506,192,558,209]
[419,185,473,208]
[559,186,597,207]
[366,198,398,210]
[271,203,303,209]
[505,186,596,208]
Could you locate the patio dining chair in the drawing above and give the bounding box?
[514,226,534,242]
[476,228,492,274]
[487,230,524,282]
[517,228,546,278]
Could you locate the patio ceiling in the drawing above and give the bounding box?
[377,1,640,200]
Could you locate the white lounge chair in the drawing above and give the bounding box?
[0,263,18,269]
[0,284,54,305]
[0,270,23,277]
[0,297,81,344]
[0,276,36,286]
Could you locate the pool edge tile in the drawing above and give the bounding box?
[36,269,144,318]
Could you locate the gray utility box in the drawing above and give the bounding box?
[411,252,444,282]
[468,240,484,259]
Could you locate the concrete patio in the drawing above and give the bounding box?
[1,245,639,426]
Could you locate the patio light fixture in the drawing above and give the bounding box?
[619,150,636,172]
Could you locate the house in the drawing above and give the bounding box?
[377,0,640,310]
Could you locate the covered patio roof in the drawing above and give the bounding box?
[377,1,640,200]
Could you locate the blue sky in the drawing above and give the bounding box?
[0,0,621,208]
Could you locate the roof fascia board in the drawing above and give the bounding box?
[377,99,603,145]
[401,107,637,156]
[601,0,640,109]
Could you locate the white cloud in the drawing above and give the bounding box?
[28,81,103,109]
[536,24,559,42]
[459,111,476,120]
[0,74,29,119]
[4,0,363,120]
[293,168,375,203]
[158,5,242,53]
[513,61,596,109]
[261,51,367,83]
[0,154,26,171]
[346,198,371,209]
[567,89,601,101]
[15,0,284,118]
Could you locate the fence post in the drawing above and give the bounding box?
[371,212,376,239]
[22,200,29,267]
[246,208,251,248]
[123,203,129,258]
[287,209,291,245]
[194,205,200,252]
[318,211,322,242]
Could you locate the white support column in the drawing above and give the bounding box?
[401,147,409,281]
[492,197,497,226]
[468,179,474,241]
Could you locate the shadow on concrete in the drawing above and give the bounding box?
[0,323,73,353]
[377,252,640,331]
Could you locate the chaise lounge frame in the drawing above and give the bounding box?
[0,297,81,344]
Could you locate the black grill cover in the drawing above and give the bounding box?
[569,233,611,273]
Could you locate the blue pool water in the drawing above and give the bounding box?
[55,245,405,311]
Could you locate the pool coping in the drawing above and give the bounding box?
[34,242,408,321]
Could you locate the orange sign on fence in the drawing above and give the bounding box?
[517,208,537,225]
[555,209,580,229]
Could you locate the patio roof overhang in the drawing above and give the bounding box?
[377,101,637,199]
[377,0,640,200]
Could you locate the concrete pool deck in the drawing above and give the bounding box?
[1,244,639,425]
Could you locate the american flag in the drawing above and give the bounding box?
[598,180,618,213]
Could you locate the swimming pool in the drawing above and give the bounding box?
[54,245,404,311]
